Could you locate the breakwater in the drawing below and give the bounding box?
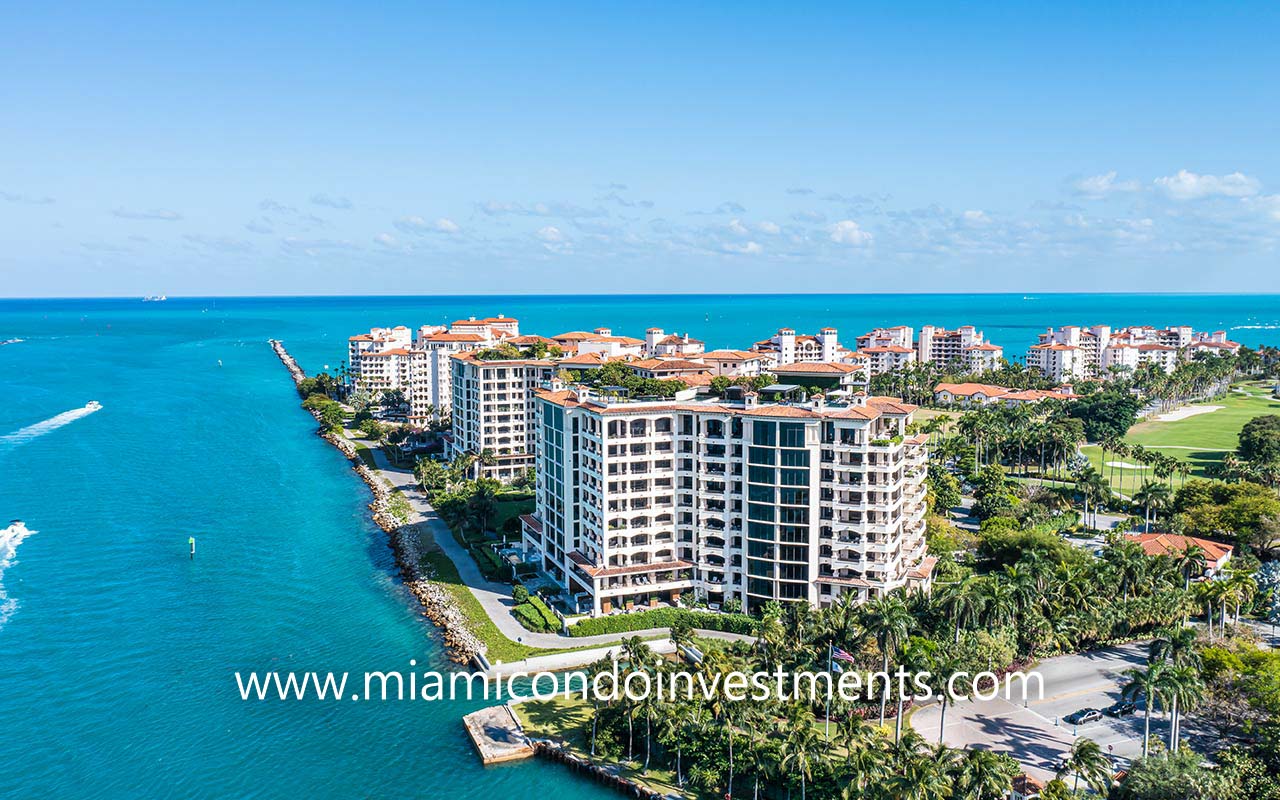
[268,339,484,664]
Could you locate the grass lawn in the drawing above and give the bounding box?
[1076,383,1280,495]
[351,441,379,470]
[513,697,692,799]
[493,497,534,531]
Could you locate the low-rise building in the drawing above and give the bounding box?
[644,328,706,358]
[1126,533,1233,576]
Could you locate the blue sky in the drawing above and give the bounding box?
[2,1,1279,296]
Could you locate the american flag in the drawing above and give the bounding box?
[832,647,857,664]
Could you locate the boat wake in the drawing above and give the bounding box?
[0,404,102,451]
[0,521,35,629]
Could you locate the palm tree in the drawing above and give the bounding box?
[1162,663,1205,753]
[956,748,1017,800]
[939,576,986,643]
[1121,662,1166,757]
[862,594,913,727]
[1173,544,1207,592]
[1133,480,1172,532]
[1056,737,1112,795]
[780,706,821,800]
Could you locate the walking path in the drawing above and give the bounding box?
[356,438,753,657]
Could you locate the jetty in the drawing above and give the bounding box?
[463,704,534,764]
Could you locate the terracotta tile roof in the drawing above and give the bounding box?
[1127,533,1233,563]
[507,335,557,346]
[772,362,863,374]
[1138,343,1178,351]
[657,334,704,345]
[935,382,1009,397]
[559,352,620,367]
[553,331,599,341]
[964,343,1003,351]
[861,345,913,354]
[702,349,769,361]
[907,556,938,581]
[519,514,543,534]
[629,359,708,371]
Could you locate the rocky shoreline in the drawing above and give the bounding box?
[268,339,485,665]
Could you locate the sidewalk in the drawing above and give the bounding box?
[357,439,754,653]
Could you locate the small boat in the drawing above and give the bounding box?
[0,338,22,346]
[85,401,102,411]
[142,295,167,302]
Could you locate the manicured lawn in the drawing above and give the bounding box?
[1125,384,1280,452]
[514,697,692,799]
[1080,383,1280,494]
[351,441,379,470]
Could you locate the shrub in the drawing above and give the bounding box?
[513,603,551,632]
[528,595,561,630]
[567,608,757,638]
[512,584,530,605]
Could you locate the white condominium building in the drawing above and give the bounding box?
[449,352,558,481]
[917,324,987,364]
[859,345,916,375]
[521,385,932,616]
[753,327,844,365]
[644,328,706,358]
[698,350,777,376]
[348,317,519,423]
[1026,324,1241,381]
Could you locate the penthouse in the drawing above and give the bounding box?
[521,383,932,615]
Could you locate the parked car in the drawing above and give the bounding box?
[1064,708,1103,725]
[1104,700,1138,717]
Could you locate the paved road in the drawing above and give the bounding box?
[358,439,754,658]
[911,642,1153,783]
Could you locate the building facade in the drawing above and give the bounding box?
[449,353,557,481]
[521,387,932,615]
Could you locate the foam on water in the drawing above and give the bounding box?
[0,404,101,450]
[0,522,35,629]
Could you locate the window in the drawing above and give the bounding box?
[748,465,775,484]
[752,421,777,446]
[779,488,809,506]
[779,422,805,448]
[748,484,774,503]
[747,521,775,541]
[748,503,775,522]
[780,449,810,468]
[748,446,776,466]
[780,468,807,486]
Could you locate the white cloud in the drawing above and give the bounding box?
[727,218,751,236]
[962,210,990,224]
[536,225,565,242]
[1073,171,1139,199]
[374,233,398,247]
[393,215,461,235]
[1154,170,1260,200]
[829,220,872,246]
[723,241,763,255]
[757,221,782,235]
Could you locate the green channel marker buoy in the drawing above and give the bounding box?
[189,537,195,559]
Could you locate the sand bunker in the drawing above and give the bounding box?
[1106,461,1149,470]
[1154,405,1223,423]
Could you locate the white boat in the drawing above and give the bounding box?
[85,401,102,411]
[142,295,167,302]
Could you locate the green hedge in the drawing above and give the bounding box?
[469,545,505,579]
[567,608,758,638]
[513,603,554,632]
[528,596,561,630]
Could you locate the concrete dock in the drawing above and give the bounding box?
[463,703,535,764]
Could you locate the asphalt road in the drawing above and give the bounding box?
[911,641,1155,782]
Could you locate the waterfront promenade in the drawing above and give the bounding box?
[356,440,753,666]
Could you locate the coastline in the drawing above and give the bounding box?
[268,339,484,664]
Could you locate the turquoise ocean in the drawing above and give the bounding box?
[2,294,1279,799]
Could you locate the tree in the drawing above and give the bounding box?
[1238,415,1280,465]
[1056,737,1113,794]
[1123,662,1167,757]
[927,462,962,513]
[955,748,1019,800]
[1134,481,1173,532]
[779,706,821,800]
[862,595,913,727]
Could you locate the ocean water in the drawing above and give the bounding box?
[1,294,1278,798]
